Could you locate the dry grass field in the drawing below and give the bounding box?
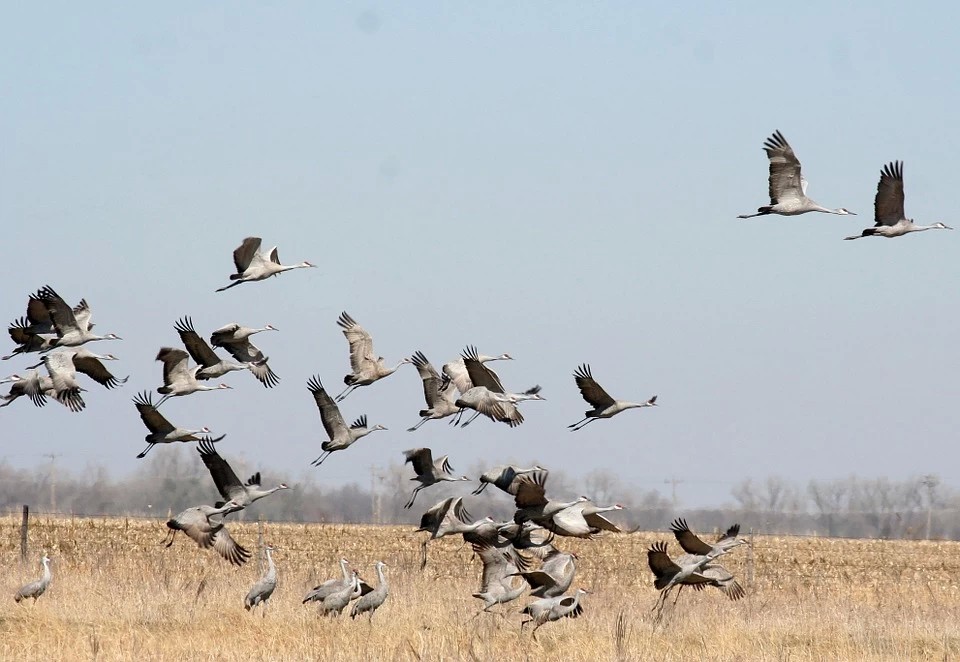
[2,514,960,661]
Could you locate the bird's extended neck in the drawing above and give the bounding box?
[376,564,386,585]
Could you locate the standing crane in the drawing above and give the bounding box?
[844,161,952,240]
[35,286,122,348]
[14,555,51,603]
[334,312,411,402]
[318,573,360,617]
[208,322,279,388]
[197,439,289,512]
[402,447,470,509]
[407,351,460,431]
[132,391,224,458]
[737,130,855,219]
[520,588,589,640]
[216,236,316,292]
[244,544,277,614]
[568,364,657,431]
[164,500,250,565]
[307,376,386,466]
[154,347,233,407]
[303,559,353,604]
[350,561,389,620]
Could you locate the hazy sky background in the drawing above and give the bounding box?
[3,3,958,508]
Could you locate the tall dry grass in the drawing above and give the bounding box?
[2,514,960,661]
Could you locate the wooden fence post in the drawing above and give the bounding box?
[20,505,29,564]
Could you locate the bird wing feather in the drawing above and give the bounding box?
[307,377,347,438]
[874,161,906,227]
[232,237,262,273]
[670,518,714,556]
[763,130,804,205]
[573,364,616,408]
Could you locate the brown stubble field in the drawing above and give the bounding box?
[2,515,960,661]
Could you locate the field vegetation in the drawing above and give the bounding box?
[3,514,960,660]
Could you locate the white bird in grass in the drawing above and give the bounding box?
[164,500,250,566]
[132,391,223,458]
[520,588,589,640]
[738,130,855,219]
[844,161,952,240]
[245,544,277,614]
[154,347,233,407]
[568,364,657,431]
[307,376,387,466]
[216,236,316,292]
[14,555,51,603]
[303,559,353,604]
[402,447,470,509]
[334,312,412,402]
[350,561,389,620]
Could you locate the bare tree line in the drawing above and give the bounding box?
[1,452,955,539]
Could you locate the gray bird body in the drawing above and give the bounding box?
[320,573,360,616]
[334,312,411,402]
[350,562,388,619]
[844,161,952,240]
[245,546,277,611]
[407,351,460,431]
[208,322,280,387]
[216,236,315,292]
[197,439,289,512]
[307,376,386,466]
[165,500,250,565]
[568,364,657,431]
[15,555,51,603]
[402,447,470,509]
[35,286,122,348]
[521,588,588,638]
[511,546,577,598]
[303,559,352,603]
[738,130,854,219]
[471,544,527,611]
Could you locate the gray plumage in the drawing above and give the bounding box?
[207,322,280,387]
[568,364,657,431]
[544,501,626,538]
[738,130,854,219]
[511,546,577,598]
[350,561,388,619]
[520,588,589,639]
[245,545,277,612]
[0,371,77,411]
[307,375,386,466]
[334,312,412,402]
[452,346,543,428]
[407,351,460,431]
[132,391,224,458]
[14,555,51,603]
[303,558,352,604]
[472,464,544,496]
[402,447,470,509]
[155,347,233,407]
[670,518,746,559]
[164,500,250,566]
[844,161,952,240]
[35,285,122,348]
[197,439,289,512]
[216,236,316,292]
[511,470,590,528]
[320,572,360,617]
[471,543,527,611]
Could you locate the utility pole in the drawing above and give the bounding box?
[921,474,939,540]
[664,476,683,509]
[42,453,62,513]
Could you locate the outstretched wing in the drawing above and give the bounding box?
[647,541,680,583]
[307,376,347,438]
[573,364,615,409]
[762,130,804,205]
[211,526,251,566]
[175,317,222,368]
[72,355,127,389]
[232,237,262,274]
[514,471,548,508]
[403,447,434,476]
[462,345,504,393]
[670,518,713,556]
[337,312,375,374]
[874,161,905,227]
[197,439,245,501]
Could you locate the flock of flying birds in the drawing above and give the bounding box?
[7,130,950,631]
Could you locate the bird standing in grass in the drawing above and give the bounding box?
[15,555,51,604]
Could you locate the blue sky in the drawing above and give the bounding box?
[2,3,958,507]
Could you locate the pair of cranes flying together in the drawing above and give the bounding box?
[739,130,952,240]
